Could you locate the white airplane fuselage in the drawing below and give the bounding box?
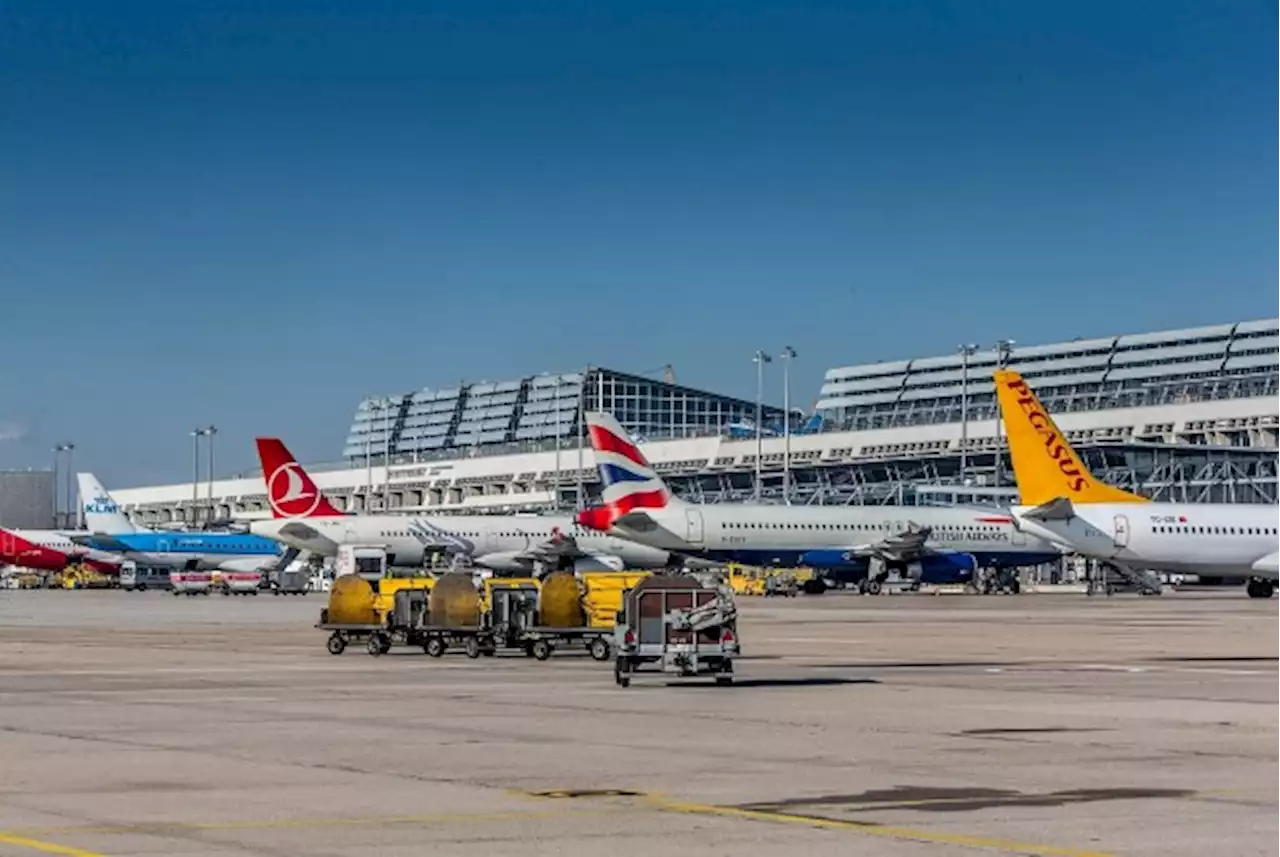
[1011,502,1279,579]
[11,529,120,568]
[251,513,674,573]
[600,502,1062,576]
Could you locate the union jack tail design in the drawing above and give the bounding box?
[584,412,677,514]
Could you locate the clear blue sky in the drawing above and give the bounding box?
[1,0,1274,487]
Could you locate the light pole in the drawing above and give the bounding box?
[553,377,562,510]
[780,346,796,504]
[382,399,393,508]
[65,443,76,528]
[958,344,978,483]
[51,446,61,528]
[206,425,217,523]
[993,340,1016,487]
[752,350,771,503]
[190,428,203,526]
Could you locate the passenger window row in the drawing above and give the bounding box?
[1153,525,1278,536]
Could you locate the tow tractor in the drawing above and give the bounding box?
[612,574,739,688]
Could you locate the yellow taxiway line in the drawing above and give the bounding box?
[640,793,1117,857]
[0,832,107,857]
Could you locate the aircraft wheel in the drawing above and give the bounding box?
[865,579,882,596]
[1246,578,1276,599]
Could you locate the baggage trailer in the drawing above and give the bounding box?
[612,575,739,688]
[218,571,263,596]
[171,570,214,596]
[318,583,617,660]
[268,568,312,595]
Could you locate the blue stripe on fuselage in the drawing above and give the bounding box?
[87,532,281,556]
[682,548,1059,579]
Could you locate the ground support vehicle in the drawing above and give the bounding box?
[171,570,214,596]
[487,582,618,661]
[509,625,617,661]
[268,568,311,595]
[217,571,263,596]
[612,576,740,688]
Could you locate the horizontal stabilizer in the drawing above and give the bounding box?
[1019,497,1076,521]
[614,510,658,530]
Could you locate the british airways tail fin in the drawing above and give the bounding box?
[77,473,140,534]
[583,412,679,512]
[994,371,1147,507]
[255,438,346,518]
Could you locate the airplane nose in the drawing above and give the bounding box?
[576,506,613,532]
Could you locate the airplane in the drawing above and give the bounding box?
[993,370,1279,599]
[247,437,683,574]
[726,414,823,439]
[575,412,1064,591]
[72,473,284,573]
[1,526,119,574]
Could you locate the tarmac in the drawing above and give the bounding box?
[0,588,1274,857]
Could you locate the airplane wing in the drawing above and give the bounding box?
[838,522,935,563]
[68,533,135,553]
[277,521,340,553]
[1018,497,1076,521]
[510,528,583,564]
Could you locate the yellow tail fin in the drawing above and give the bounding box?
[993,370,1148,506]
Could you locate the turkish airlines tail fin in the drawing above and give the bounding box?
[994,370,1147,507]
[76,473,141,534]
[254,438,346,518]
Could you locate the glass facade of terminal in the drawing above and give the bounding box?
[816,319,1280,431]
[343,368,786,464]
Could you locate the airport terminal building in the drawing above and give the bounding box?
[109,318,1280,526]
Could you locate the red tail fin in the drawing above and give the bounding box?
[255,438,345,518]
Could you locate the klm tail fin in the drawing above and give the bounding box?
[583,412,678,512]
[994,371,1147,506]
[76,473,140,534]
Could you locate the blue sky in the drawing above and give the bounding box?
[1,0,1274,486]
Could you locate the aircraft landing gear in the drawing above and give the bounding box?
[1246,578,1276,599]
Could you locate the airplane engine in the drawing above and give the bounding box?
[472,552,526,574]
[914,553,978,584]
[572,554,626,573]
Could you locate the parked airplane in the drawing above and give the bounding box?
[994,370,1279,598]
[576,412,1063,590]
[1,527,118,574]
[247,438,681,574]
[73,473,283,573]
[725,414,823,439]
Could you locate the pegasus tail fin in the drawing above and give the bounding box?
[994,371,1148,506]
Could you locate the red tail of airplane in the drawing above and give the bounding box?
[255,438,346,519]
